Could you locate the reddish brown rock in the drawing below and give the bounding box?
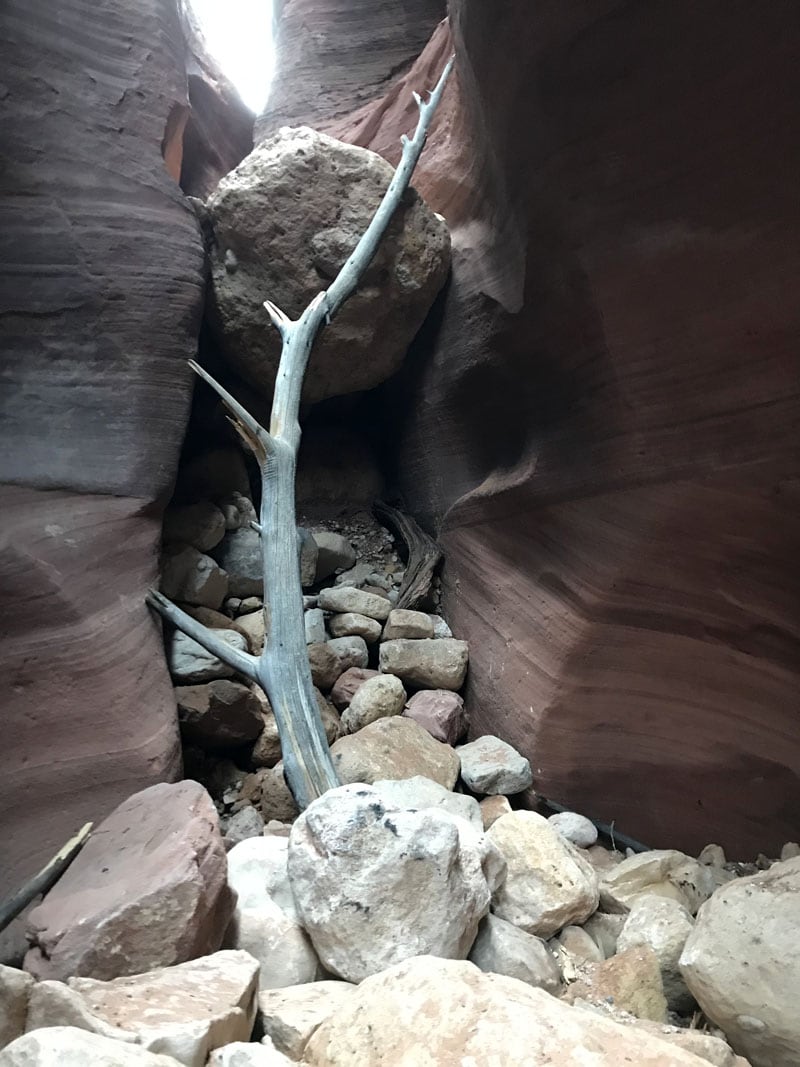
[329,667,379,710]
[403,689,469,745]
[175,680,264,749]
[24,781,234,981]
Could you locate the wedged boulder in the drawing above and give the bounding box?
[371,775,483,832]
[0,1027,183,1066]
[486,811,599,937]
[27,951,259,1067]
[329,667,378,709]
[225,837,322,989]
[223,807,265,848]
[327,612,381,643]
[257,982,356,1060]
[163,503,226,552]
[379,638,469,690]
[311,531,356,582]
[302,956,714,1065]
[175,681,263,749]
[582,912,626,959]
[679,856,800,1067]
[24,781,234,981]
[307,643,341,691]
[601,849,724,915]
[469,914,561,992]
[330,716,459,788]
[381,609,434,641]
[403,689,469,745]
[236,611,267,654]
[167,630,248,684]
[456,734,533,794]
[304,608,326,645]
[318,586,391,621]
[287,783,502,982]
[326,636,369,672]
[0,965,33,1049]
[479,794,512,830]
[548,811,599,849]
[618,896,695,1012]
[161,545,228,610]
[555,925,604,965]
[206,126,450,404]
[340,674,406,733]
[212,528,263,598]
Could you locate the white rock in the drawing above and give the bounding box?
[371,776,483,833]
[287,783,502,982]
[161,545,229,610]
[208,1040,293,1066]
[548,810,599,848]
[0,1028,183,1066]
[456,735,533,794]
[618,895,695,1011]
[0,966,33,1049]
[428,613,453,638]
[601,849,726,915]
[379,638,469,690]
[304,608,326,645]
[469,914,561,992]
[167,630,248,684]
[326,635,369,671]
[340,674,406,733]
[318,586,391,621]
[680,856,800,1067]
[487,811,599,937]
[162,502,226,552]
[382,609,434,641]
[257,982,356,1060]
[225,837,322,989]
[327,612,382,643]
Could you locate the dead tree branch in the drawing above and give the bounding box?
[0,822,93,934]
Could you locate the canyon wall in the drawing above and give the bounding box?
[263,0,800,855]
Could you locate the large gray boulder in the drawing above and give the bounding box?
[206,126,450,403]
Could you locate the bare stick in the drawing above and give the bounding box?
[150,59,454,808]
[0,823,93,933]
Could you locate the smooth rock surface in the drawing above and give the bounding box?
[487,811,599,937]
[212,529,263,598]
[479,794,512,830]
[330,716,460,788]
[379,638,469,690]
[175,681,263,749]
[469,914,561,992]
[167,631,248,685]
[318,587,391,622]
[287,784,499,981]
[25,782,234,981]
[555,925,605,966]
[0,1028,183,1066]
[207,127,450,404]
[257,982,356,1060]
[340,674,406,733]
[456,734,533,794]
[618,896,695,1011]
[371,776,483,832]
[403,689,469,745]
[382,609,434,641]
[548,811,599,849]
[209,1041,293,1066]
[680,856,800,1067]
[327,613,381,643]
[235,610,267,655]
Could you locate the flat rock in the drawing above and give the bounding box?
[161,545,228,610]
[175,681,263,749]
[456,734,533,794]
[303,956,713,1065]
[257,982,356,1059]
[381,609,434,641]
[330,716,460,789]
[340,674,406,733]
[469,914,561,992]
[206,126,450,404]
[679,856,800,1067]
[327,612,381,643]
[318,586,391,621]
[618,896,695,1011]
[0,1027,183,1066]
[486,811,599,937]
[0,965,33,1049]
[212,528,263,598]
[326,636,368,672]
[371,776,483,833]
[25,781,234,981]
[163,503,226,552]
[548,811,599,849]
[167,630,248,684]
[329,667,378,709]
[287,784,501,982]
[403,689,469,745]
[311,531,356,582]
[379,638,469,690]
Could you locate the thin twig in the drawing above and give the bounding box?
[0,823,93,933]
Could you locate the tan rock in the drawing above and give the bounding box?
[236,610,267,653]
[600,849,726,915]
[303,956,712,1065]
[330,716,459,789]
[257,982,356,1059]
[566,945,668,1022]
[0,965,33,1049]
[469,914,562,992]
[306,643,341,691]
[340,674,406,733]
[618,895,695,1011]
[327,612,381,643]
[555,925,604,965]
[480,794,512,830]
[0,1027,184,1066]
[251,688,339,768]
[379,638,469,690]
[487,811,599,937]
[581,911,626,959]
[381,609,434,641]
[318,586,391,621]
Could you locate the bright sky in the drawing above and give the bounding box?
[190,0,276,113]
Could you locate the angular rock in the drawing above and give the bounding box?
[326,636,369,672]
[209,1041,293,1066]
[175,681,263,749]
[456,735,533,794]
[327,612,382,643]
[381,609,434,641]
[225,837,321,989]
[236,610,267,654]
[679,856,800,1067]
[330,716,459,789]
[161,545,228,610]
[239,596,262,613]
[548,810,599,849]
[555,925,605,965]
[26,979,134,1041]
[379,638,469,690]
[163,503,226,552]
[287,784,501,982]
[0,965,33,1049]
[469,914,561,992]
[206,126,450,404]
[428,614,453,639]
[41,951,259,1067]
[565,945,668,1023]
[318,586,391,621]
[618,896,695,1011]
[223,806,266,849]
[257,982,356,1059]
[25,781,234,981]
[340,674,406,733]
[311,531,356,582]
[167,630,248,684]
[307,643,342,691]
[212,528,263,598]
[329,667,378,709]
[0,1028,183,1066]
[601,850,720,915]
[303,956,712,1065]
[403,689,469,745]
[486,811,599,937]
[479,794,512,830]
[304,608,326,645]
[371,776,483,833]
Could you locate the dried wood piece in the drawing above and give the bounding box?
[374,500,443,610]
[0,822,92,933]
